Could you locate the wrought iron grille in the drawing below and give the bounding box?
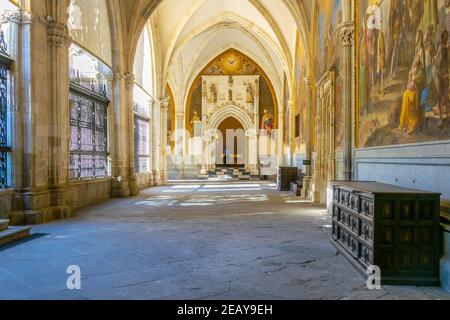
[0,55,11,189]
[134,116,150,173]
[69,85,109,180]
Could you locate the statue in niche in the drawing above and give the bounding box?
[228,89,233,101]
[190,111,200,126]
[209,84,217,104]
[228,75,234,86]
[261,109,274,135]
[246,83,254,103]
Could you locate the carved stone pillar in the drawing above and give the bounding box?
[160,99,169,184]
[303,76,313,200]
[287,99,295,166]
[125,74,138,196]
[46,19,72,219]
[147,98,155,186]
[339,22,355,181]
[152,99,162,185]
[174,112,184,178]
[111,72,137,197]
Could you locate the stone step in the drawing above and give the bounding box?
[0,220,9,232]
[0,226,32,247]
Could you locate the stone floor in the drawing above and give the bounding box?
[1,181,449,300]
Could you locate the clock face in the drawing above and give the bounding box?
[221,52,243,74]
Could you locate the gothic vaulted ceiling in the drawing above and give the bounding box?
[119,0,311,108]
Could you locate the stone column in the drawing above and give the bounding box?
[160,99,169,184]
[147,97,155,186]
[303,76,313,200]
[46,18,72,219]
[287,99,295,166]
[152,99,161,185]
[110,71,137,197]
[174,112,184,177]
[339,22,355,181]
[254,77,260,176]
[277,102,284,168]
[16,2,72,224]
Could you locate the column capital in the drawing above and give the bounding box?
[123,72,135,88]
[160,99,170,111]
[338,22,355,47]
[47,21,72,47]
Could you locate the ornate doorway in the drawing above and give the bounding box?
[314,71,335,204]
[216,117,245,167]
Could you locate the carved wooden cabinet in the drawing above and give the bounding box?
[276,167,298,191]
[331,181,441,286]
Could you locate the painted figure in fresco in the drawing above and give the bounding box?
[366,1,382,91]
[409,54,426,112]
[246,83,254,104]
[433,29,449,125]
[377,24,386,94]
[399,80,422,135]
[388,0,404,80]
[209,84,217,104]
[324,24,334,71]
[360,22,369,115]
[412,31,427,97]
[418,0,439,33]
[261,109,274,135]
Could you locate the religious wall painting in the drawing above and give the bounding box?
[188,79,202,134]
[283,74,289,151]
[314,0,344,151]
[358,0,450,148]
[295,34,308,153]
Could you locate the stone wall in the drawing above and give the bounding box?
[68,179,112,211]
[354,141,450,201]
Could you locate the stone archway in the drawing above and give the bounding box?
[216,117,245,167]
[203,103,259,175]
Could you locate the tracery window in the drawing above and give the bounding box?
[69,83,109,180]
[134,85,151,174]
[68,0,113,180]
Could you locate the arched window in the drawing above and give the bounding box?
[133,26,153,174]
[67,0,112,180]
[0,0,19,189]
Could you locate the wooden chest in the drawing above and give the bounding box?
[276,167,298,191]
[331,181,441,286]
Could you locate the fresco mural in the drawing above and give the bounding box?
[314,0,344,150]
[294,33,308,154]
[358,0,450,148]
[186,49,277,133]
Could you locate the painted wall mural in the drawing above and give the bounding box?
[186,49,277,133]
[314,0,344,151]
[358,0,450,148]
[294,33,307,154]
